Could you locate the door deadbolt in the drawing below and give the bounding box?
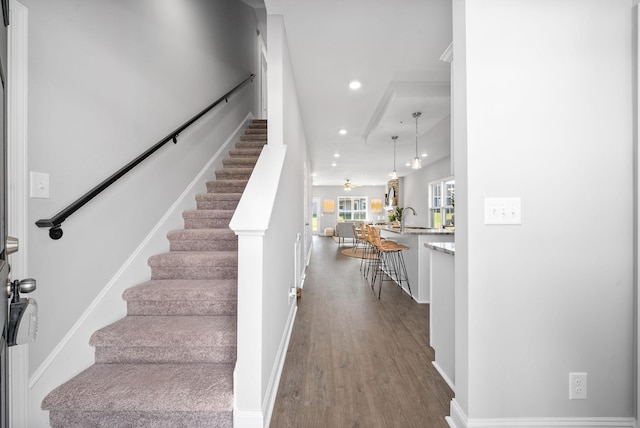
[6,236,18,255]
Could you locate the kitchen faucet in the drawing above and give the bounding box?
[401,207,417,232]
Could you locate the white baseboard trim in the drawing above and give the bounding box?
[432,360,455,392]
[28,114,252,426]
[448,399,637,428]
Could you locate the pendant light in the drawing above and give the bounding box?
[390,135,398,179]
[412,112,422,169]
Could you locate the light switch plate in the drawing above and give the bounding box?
[30,171,49,199]
[484,197,521,225]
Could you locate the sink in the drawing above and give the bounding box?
[404,226,429,230]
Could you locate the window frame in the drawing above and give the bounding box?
[337,196,368,221]
[428,177,455,228]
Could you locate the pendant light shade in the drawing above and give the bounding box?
[412,112,422,170]
[390,135,398,179]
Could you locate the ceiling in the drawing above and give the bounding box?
[259,0,453,186]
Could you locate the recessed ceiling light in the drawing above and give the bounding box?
[349,80,361,90]
[334,153,340,158]
[405,162,411,167]
[339,129,347,135]
[421,153,428,157]
[332,162,337,167]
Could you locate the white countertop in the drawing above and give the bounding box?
[425,242,455,255]
[375,225,455,236]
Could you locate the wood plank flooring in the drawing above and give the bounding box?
[270,236,454,428]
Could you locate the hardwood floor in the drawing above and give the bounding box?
[270,236,454,428]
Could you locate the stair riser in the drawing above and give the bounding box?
[228,149,261,158]
[169,240,238,251]
[151,267,237,280]
[95,346,236,364]
[214,172,252,180]
[206,182,247,193]
[49,411,232,428]
[127,300,236,316]
[222,158,257,167]
[235,141,266,149]
[240,135,267,141]
[195,199,239,210]
[184,218,231,229]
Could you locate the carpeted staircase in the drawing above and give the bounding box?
[41,119,267,427]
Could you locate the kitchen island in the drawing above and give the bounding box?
[375,225,453,303]
[426,241,455,390]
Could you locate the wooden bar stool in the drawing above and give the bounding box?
[367,226,412,299]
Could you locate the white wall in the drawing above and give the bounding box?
[22,0,259,375]
[312,185,386,233]
[401,155,452,227]
[453,0,634,423]
[231,14,310,426]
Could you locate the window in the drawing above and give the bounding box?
[429,179,454,228]
[338,196,368,221]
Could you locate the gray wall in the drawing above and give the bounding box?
[23,0,260,372]
[453,0,633,419]
[312,185,386,233]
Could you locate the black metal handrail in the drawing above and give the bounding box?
[36,73,255,240]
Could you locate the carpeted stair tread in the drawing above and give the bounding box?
[240,134,266,141]
[195,193,241,210]
[148,251,237,267]
[222,157,258,167]
[124,279,237,316]
[148,251,237,280]
[183,209,233,219]
[195,193,241,202]
[124,279,236,303]
[244,129,266,135]
[215,167,254,180]
[48,410,231,428]
[168,228,237,251]
[229,148,262,157]
[235,140,267,149]
[206,179,248,193]
[168,229,235,240]
[183,210,234,229]
[42,363,234,412]
[90,315,236,348]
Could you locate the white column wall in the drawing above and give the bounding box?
[453,0,634,422]
[232,13,310,427]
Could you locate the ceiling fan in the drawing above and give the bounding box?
[343,179,359,191]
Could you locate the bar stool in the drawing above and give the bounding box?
[362,225,395,282]
[352,223,364,253]
[362,225,379,280]
[367,226,412,299]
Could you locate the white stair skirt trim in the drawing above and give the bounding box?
[448,399,636,428]
[234,300,297,428]
[28,114,252,426]
[263,303,297,426]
